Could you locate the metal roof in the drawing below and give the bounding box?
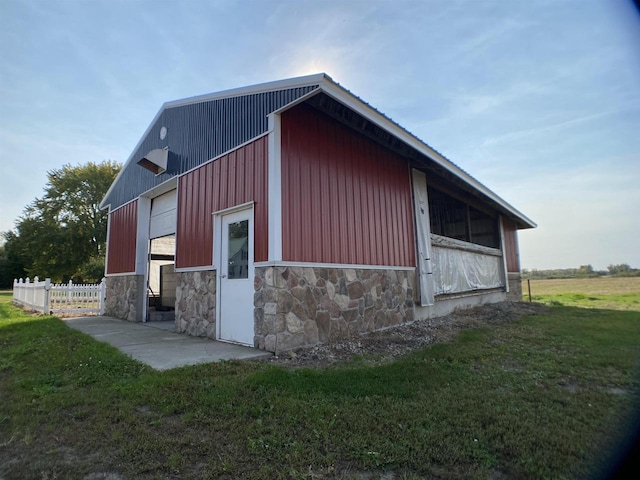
[100,73,535,229]
[310,74,536,229]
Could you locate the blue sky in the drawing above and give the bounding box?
[1,0,639,271]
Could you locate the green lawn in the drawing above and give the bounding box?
[523,277,640,311]
[1,290,639,479]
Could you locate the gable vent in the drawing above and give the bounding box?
[138,148,169,175]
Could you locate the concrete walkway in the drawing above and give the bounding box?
[64,316,271,370]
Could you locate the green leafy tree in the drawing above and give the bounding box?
[4,161,120,284]
[0,232,29,288]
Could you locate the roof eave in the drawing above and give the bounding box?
[313,77,537,229]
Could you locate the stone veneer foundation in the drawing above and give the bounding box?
[175,270,216,338]
[104,275,145,322]
[157,265,513,353]
[254,266,415,353]
[506,272,523,301]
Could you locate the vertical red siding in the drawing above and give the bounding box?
[106,200,138,274]
[502,219,520,272]
[175,136,269,269]
[281,104,416,267]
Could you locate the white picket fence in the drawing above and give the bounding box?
[12,277,106,316]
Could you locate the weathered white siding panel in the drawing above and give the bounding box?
[149,189,177,239]
[412,169,435,306]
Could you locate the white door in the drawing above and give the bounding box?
[149,189,177,239]
[219,209,254,346]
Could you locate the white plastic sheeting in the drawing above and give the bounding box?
[432,245,504,295]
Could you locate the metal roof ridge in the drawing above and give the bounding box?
[163,73,327,109]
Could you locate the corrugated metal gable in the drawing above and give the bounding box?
[103,86,318,210]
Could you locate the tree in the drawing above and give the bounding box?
[608,264,631,275]
[0,232,29,288]
[4,161,120,284]
[577,265,594,276]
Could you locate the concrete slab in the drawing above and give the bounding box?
[144,320,176,331]
[64,316,272,370]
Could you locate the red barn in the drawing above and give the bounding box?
[100,74,535,352]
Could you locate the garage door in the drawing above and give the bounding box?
[149,189,177,239]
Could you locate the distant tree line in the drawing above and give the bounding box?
[522,264,640,280]
[0,161,121,289]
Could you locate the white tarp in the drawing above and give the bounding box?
[411,169,435,306]
[432,245,504,295]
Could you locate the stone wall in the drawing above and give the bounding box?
[175,270,216,338]
[254,266,415,353]
[507,272,523,301]
[105,275,144,322]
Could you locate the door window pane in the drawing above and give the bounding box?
[227,220,249,279]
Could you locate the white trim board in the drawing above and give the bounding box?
[174,265,215,273]
[106,196,138,214]
[267,115,283,262]
[104,211,112,278]
[254,261,415,271]
[178,132,270,179]
[139,176,178,200]
[499,216,510,292]
[135,197,151,323]
[211,201,255,217]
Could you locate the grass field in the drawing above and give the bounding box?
[1,289,639,479]
[523,277,640,311]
